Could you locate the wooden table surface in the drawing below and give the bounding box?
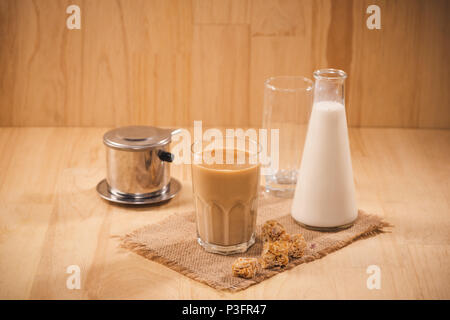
[0,127,449,299]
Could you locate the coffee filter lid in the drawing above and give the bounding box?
[103,126,173,150]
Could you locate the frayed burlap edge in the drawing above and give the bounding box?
[120,210,392,292]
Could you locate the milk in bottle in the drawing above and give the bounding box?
[291,69,357,230]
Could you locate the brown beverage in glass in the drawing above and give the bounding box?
[191,138,260,255]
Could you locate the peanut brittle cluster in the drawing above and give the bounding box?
[261,220,289,242]
[287,234,307,258]
[231,257,260,279]
[232,220,308,279]
[260,240,290,268]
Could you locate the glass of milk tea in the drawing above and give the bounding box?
[191,136,261,255]
[262,76,313,198]
[291,69,358,230]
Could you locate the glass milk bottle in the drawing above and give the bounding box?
[291,69,357,230]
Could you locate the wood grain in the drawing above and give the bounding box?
[193,0,250,24]
[0,127,449,299]
[0,0,449,128]
[191,25,250,127]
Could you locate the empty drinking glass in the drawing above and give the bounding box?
[262,76,313,198]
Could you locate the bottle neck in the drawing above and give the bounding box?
[312,69,347,106]
[313,78,345,105]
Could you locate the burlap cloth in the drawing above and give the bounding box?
[121,195,391,292]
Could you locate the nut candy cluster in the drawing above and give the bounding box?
[232,220,307,279]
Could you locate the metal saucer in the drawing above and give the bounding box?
[96,178,181,205]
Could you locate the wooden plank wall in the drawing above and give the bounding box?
[0,0,449,128]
